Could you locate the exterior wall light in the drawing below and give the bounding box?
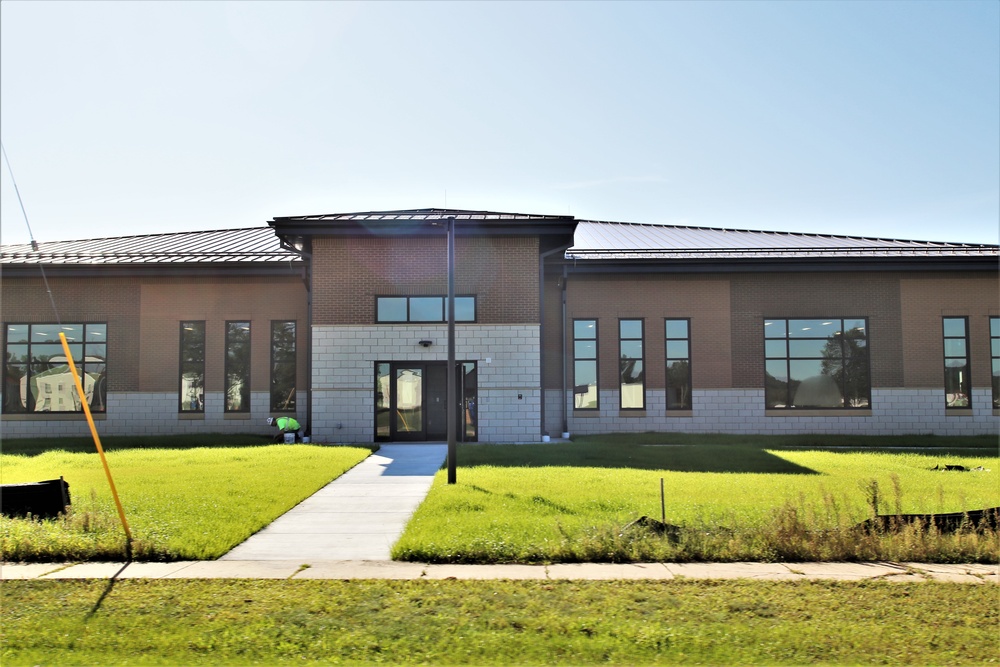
[418,339,433,348]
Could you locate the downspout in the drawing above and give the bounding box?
[538,244,570,440]
[279,236,312,439]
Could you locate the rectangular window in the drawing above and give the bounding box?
[225,321,251,412]
[620,319,645,410]
[573,319,598,410]
[3,323,107,414]
[270,321,296,412]
[764,318,870,409]
[375,296,476,323]
[943,317,970,408]
[179,321,205,412]
[665,318,692,410]
[991,317,999,409]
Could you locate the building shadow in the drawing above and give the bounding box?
[455,443,820,475]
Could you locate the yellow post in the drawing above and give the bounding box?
[59,332,133,556]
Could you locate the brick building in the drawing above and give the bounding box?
[2,209,997,442]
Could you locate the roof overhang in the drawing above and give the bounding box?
[558,255,1000,274]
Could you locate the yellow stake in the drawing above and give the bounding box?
[59,332,133,555]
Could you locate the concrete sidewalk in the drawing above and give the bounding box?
[221,444,448,561]
[2,560,997,583]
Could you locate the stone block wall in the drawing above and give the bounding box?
[311,324,542,443]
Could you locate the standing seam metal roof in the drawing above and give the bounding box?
[2,215,996,265]
[0,227,301,265]
[567,220,998,259]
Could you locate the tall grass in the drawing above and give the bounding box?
[1,444,371,561]
[393,444,999,563]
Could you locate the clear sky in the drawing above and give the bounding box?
[1,1,998,246]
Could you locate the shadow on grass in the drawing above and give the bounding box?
[456,443,819,474]
[2,434,275,457]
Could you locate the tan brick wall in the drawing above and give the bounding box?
[900,273,999,388]
[1,276,142,391]
[729,272,905,389]
[139,277,307,392]
[312,235,540,325]
[563,274,732,390]
[3,274,308,396]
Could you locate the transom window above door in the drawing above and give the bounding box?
[376,296,476,323]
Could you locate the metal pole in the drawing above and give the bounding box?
[446,216,457,484]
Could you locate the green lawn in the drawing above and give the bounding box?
[0,440,370,561]
[2,579,996,666]
[393,441,999,563]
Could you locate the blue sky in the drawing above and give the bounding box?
[2,1,998,246]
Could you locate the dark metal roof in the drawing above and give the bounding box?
[568,220,999,260]
[271,207,574,224]
[1,227,301,265]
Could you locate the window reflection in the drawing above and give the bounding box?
[180,322,205,412]
[3,323,108,413]
[764,318,870,409]
[573,319,598,409]
[665,318,692,410]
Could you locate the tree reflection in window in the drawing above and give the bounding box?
[765,318,870,409]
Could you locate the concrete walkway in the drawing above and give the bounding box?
[220,444,448,561]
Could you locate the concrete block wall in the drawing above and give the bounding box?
[1,391,308,439]
[311,324,543,443]
[562,388,998,436]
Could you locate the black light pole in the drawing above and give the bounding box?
[446,216,457,484]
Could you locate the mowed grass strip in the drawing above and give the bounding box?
[0,444,371,561]
[2,579,995,666]
[393,442,999,563]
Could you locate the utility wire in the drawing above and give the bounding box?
[1,140,61,324]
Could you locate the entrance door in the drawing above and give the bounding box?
[375,361,477,442]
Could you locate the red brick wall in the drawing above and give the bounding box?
[899,273,999,388]
[1,276,142,392]
[312,235,540,325]
[2,274,307,394]
[729,271,903,389]
[562,274,732,390]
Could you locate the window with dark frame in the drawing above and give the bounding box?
[270,321,297,412]
[943,317,971,408]
[376,296,476,323]
[991,317,999,410]
[573,319,598,410]
[3,323,107,414]
[179,321,205,412]
[665,318,692,410]
[225,322,251,412]
[619,319,645,410]
[764,318,870,409]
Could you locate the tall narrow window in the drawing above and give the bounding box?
[573,319,598,410]
[991,317,999,410]
[3,323,107,414]
[225,321,251,412]
[943,317,970,408]
[179,321,205,412]
[764,318,870,409]
[619,319,645,409]
[665,319,692,410]
[270,321,296,412]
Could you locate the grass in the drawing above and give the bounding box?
[393,441,1000,563]
[2,579,996,666]
[0,440,371,561]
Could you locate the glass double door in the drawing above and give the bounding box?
[376,361,477,442]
